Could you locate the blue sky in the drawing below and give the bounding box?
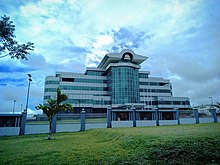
[0,0,220,114]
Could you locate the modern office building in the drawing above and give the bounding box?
[44,49,190,114]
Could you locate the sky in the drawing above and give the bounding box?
[0,0,220,114]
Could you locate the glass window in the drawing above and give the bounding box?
[85,71,104,76]
[44,96,51,100]
[61,78,74,82]
[107,66,140,104]
[74,78,106,83]
[60,85,107,91]
[44,88,56,92]
[45,80,59,85]
[139,73,148,78]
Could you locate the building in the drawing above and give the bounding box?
[195,104,220,116]
[44,49,190,114]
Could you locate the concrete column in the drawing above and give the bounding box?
[80,109,86,131]
[175,108,180,125]
[19,112,27,135]
[131,106,136,127]
[193,108,199,124]
[136,112,139,120]
[107,106,112,128]
[154,107,159,126]
[211,109,218,123]
[51,114,57,133]
[15,117,18,127]
[159,111,162,120]
[112,111,114,121]
[17,116,21,127]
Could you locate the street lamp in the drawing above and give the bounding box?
[25,74,32,113]
[20,104,23,112]
[13,100,16,114]
[209,96,213,109]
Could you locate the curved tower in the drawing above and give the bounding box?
[98,50,147,104]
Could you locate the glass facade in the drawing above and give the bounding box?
[45,80,59,85]
[61,78,106,83]
[74,78,107,83]
[60,85,108,91]
[45,88,56,92]
[139,89,171,93]
[139,73,148,78]
[65,99,110,105]
[85,71,104,76]
[139,82,169,86]
[107,66,140,104]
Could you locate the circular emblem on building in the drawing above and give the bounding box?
[122,52,133,62]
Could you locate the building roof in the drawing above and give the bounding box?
[97,49,148,69]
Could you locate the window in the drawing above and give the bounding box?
[74,78,106,83]
[85,71,104,76]
[45,80,59,85]
[139,73,148,78]
[60,85,108,91]
[44,96,51,100]
[45,88,56,92]
[61,78,74,82]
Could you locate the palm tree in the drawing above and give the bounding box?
[36,88,73,140]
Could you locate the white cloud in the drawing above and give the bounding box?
[42,0,64,4]
[20,3,49,17]
[93,35,114,49]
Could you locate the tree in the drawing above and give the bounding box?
[0,15,34,59]
[36,88,73,140]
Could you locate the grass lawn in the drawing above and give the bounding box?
[0,123,220,165]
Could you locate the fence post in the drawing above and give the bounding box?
[131,105,136,127]
[193,108,199,124]
[211,109,218,123]
[19,111,27,135]
[154,107,159,126]
[107,106,112,128]
[175,108,180,125]
[51,114,57,133]
[80,109,86,131]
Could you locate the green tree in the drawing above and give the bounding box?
[0,15,34,59]
[36,88,73,140]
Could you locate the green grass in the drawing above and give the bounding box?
[0,123,220,165]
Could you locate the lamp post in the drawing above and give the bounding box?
[13,100,16,114]
[25,74,32,113]
[209,96,213,109]
[19,75,31,135]
[21,104,23,112]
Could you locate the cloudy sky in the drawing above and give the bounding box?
[0,0,220,114]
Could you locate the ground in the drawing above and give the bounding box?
[0,123,219,164]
